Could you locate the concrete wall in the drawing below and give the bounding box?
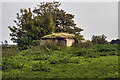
[81,40,87,43]
[66,39,75,47]
[40,38,75,47]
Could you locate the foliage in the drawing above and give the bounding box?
[91,34,108,44]
[110,39,120,44]
[41,40,66,51]
[94,44,118,52]
[17,34,33,50]
[73,34,85,43]
[2,44,119,78]
[2,47,20,58]
[8,1,83,50]
[31,40,40,46]
[33,1,83,34]
[72,34,92,49]
[72,40,93,49]
[1,40,8,47]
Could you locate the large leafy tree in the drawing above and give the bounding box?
[8,8,34,50]
[33,1,83,34]
[8,1,83,50]
[8,8,55,50]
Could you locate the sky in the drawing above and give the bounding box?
[0,0,119,44]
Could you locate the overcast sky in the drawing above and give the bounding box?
[0,1,118,44]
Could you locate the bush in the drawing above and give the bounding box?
[94,44,118,53]
[2,47,20,58]
[69,47,118,58]
[31,40,40,46]
[41,40,66,51]
[110,39,120,44]
[50,60,58,64]
[32,63,52,72]
[59,58,69,63]
[42,40,58,51]
[17,35,33,50]
[72,41,93,49]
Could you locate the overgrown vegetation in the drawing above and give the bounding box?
[72,41,93,49]
[1,1,119,79]
[91,34,108,44]
[2,43,119,78]
[8,1,83,50]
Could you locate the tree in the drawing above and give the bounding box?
[73,34,85,44]
[8,8,55,50]
[1,40,8,47]
[8,1,83,50]
[1,41,4,46]
[8,8,34,50]
[91,34,108,44]
[4,40,8,46]
[33,1,83,34]
[110,39,120,44]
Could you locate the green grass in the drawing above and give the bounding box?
[2,44,119,78]
[2,55,118,78]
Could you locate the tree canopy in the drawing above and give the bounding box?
[110,39,120,44]
[8,1,83,50]
[33,2,83,34]
[91,34,108,44]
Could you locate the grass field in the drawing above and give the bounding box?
[1,44,119,78]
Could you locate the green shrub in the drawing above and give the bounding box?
[84,52,100,58]
[2,47,20,58]
[50,60,58,64]
[33,54,48,60]
[69,48,104,58]
[70,48,91,56]
[72,41,93,49]
[43,40,58,51]
[94,44,118,52]
[41,40,66,51]
[68,57,79,63]
[2,58,12,70]
[32,63,52,72]
[2,57,24,70]
[31,40,40,46]
[59,58,69,63]
[2,43,119,78]
[17,35,33,50]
